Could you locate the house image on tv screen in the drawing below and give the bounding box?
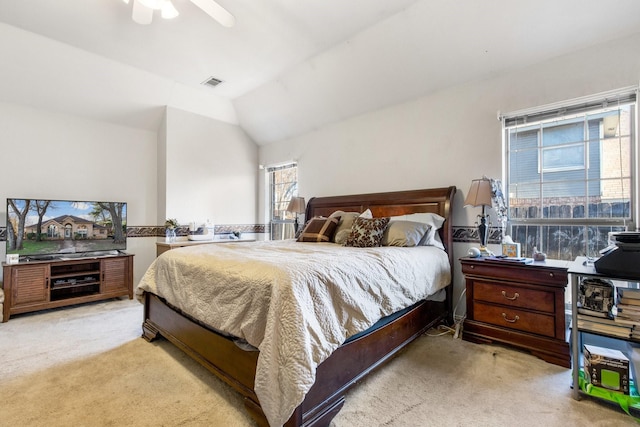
[6,199,127,257]
[24,215,109,240]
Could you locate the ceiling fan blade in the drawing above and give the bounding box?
[132,0,154,25]
[190,0,236,27]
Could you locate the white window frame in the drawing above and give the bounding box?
[502,87,638,260]
[266,162,298,240]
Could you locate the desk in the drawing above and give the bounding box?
[156,238,256,257]
[570,256,640,400]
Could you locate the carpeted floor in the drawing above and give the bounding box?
[0,298,636,426]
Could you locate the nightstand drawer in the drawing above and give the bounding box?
[461,262,567,287]
[473,302,556,338]
[473,281,555,313]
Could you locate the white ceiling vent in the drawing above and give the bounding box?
[202,77,223,88]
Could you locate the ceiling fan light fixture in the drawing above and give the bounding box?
[126,0,234,27]
[190,0,235,27]
[161,1,179,19]
[132,0,154,24]
[137,0,163,10]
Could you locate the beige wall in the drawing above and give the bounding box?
[259,31,640,305]
[0,102,158,282]
[163,107,258,227]
[0,104,258,284]
[2,31,639,297]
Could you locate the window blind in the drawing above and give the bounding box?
[503,87,637,128]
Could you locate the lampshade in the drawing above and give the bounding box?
[464,178,493,208]
[286,197,306,214]
[137,0,163,9]
[161,0,179,19]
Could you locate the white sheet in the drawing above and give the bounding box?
[136,240,451,426]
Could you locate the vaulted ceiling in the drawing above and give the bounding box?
[1,0,640,145]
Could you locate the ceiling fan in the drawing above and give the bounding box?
[122,0,235,27]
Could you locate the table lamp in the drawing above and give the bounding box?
[286,196,306,234]
[465,177,493,256]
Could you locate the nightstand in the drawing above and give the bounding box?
[460,257,571,368]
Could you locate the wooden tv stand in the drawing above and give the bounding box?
[2,253,134,322]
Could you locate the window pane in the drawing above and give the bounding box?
[600,136,632,179]
[510,128,538,150]
[592,178,631,218]
[541,144,584,171]
[509,147,538,183]
[509,183,541,219]
[269,164,298,240]
[506,94,635,260]
[270,166,297,220]
[542,121,583,147]
[511,224,627,260]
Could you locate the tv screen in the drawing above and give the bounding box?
[6,198,127,259]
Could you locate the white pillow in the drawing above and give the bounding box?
[389,213,446,250]
[359,209,373,218]
[330,209,373,245]
[381,220,431,247]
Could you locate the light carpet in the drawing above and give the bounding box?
[0,298,636,426]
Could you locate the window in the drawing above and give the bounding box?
[267,163,298,240]
[503,88,637,260]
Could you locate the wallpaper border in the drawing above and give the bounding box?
[2,225,493,242]
[452,226,503,245]
[0,224,266,240]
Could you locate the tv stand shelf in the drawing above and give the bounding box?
[2,253,134,322]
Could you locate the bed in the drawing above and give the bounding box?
[137,186,456,427]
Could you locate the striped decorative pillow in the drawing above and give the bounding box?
[297,216,340,242]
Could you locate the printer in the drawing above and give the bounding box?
[594,232,640,280]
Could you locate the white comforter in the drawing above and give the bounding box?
[136,240,451,426]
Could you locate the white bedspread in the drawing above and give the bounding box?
[136,240,451,426]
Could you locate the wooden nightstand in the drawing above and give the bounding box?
[460,257,571,368]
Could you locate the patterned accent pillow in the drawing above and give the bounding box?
[330,209,373,245]
[345,217,390,247]
[297,216,340,242]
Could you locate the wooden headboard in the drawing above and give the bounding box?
[305,186,457,266]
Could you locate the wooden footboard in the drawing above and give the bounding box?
[143,291,448,427]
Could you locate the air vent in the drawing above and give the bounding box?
[202,77,223,88]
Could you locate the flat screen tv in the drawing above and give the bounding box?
[6,198,127,260]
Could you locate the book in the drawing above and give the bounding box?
[618,288,640,300]
[577,307,612,318]
[613,313,640,322]
[616,303,640,314]
[614,310,640,321]
[618,297,640,308]
[482,256,534,265]
[577,313,616,325]
[613,316,640,327]
[618,297,640,306]
[577,319,632,338]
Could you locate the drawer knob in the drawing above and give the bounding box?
[501,313,520,323]
[549,272,554,277]
[501,290,519,301]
